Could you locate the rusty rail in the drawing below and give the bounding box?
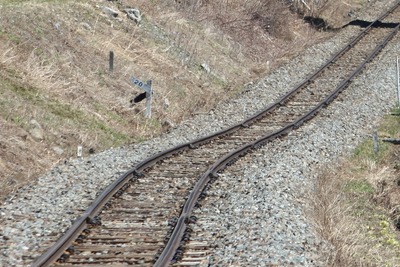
[153,10,400,267]
[31,1,400,266]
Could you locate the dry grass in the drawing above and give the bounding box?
[0,0,326,201]
[310,165,374,266]
[292,0,365,28]
[309,138,400,266]
[0,0,361,201]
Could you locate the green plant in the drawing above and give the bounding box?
[344,179,374,194]
[352,138,389,163]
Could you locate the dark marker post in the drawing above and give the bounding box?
[397,56,400,107]
[145,80,152,118]
[109,51,114,73]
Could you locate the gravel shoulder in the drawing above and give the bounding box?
[1,1,399,265]
[197,35,400,265]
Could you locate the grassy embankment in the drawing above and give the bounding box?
[312,107,400,266]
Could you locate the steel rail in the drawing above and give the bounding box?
[31,1,400,266]
[153,16,400,267]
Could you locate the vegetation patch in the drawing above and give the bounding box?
[311,106,400,266]
[0,0,361,201]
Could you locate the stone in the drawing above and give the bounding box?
[28,120,44,141]
[163,98,170,110]
[162,120,174,131]
[102,6,119,18]
[201,63,211,73]
[80,22,92,31]
[54,22,61,31]
[52,146,64,155]
[124,8,141,24]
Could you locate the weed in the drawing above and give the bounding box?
[344,179,374,194]
[311,106,400,266]
[379,107,400,136]
[353,138,389,163]
[3,32,22,44]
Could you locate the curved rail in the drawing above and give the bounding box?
[31,2,400,266]
[154,20,400,266]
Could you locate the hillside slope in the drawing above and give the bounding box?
[0,0,362,200]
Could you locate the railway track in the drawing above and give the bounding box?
[32,2,400,267]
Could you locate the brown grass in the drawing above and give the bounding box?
[0,0,361,202]
[310,165,371,266]
[309,146,400,266]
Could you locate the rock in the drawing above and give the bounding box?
[28,120,44,141]
[29,119,41,129]
[201,63,211,73]
[201,82,210,88]
[163,98,170,110]
[52,146,64,155]
[124,8,141,24]
[162,120,174,131]
[102,6,119,18]
[54,22,61,31]
[80,22,92,31]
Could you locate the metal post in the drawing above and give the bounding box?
[373,131,379,154]
[397,56,400,107]
[145,80,152,118]
[109,51,114,73]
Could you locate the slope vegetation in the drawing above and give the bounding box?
[0,0,360,200]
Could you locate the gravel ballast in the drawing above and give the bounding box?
[1,1,399,266]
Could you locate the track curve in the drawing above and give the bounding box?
[31,2,400,266]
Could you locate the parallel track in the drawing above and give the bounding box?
[32,2,400,266]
